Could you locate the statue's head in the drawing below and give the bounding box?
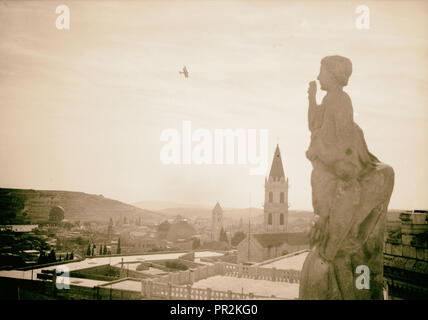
[318,55,352,91]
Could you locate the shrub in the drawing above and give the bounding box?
[165,261,188,271]
[136,263,150,271]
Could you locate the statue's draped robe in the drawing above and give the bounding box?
[300,91,394,300]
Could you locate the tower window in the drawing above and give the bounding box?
[269,192,273,203]
[268,213,272,225]
[280,192,284,203]
[280,213,284,225]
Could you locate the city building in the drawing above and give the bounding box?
[383,210,428,299]
[237,145,309,263]
[211,202,223,241]
[264,144,289,233]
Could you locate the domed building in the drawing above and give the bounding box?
[156,217,197,242]
[49,205,65,224]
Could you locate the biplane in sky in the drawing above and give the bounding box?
[179,66,189,78]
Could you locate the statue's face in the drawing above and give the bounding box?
[317,65,336,91]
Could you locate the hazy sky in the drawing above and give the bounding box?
[1,0,427,210]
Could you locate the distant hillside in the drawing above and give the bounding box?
[133,201,211,212]
[133,201,314,227]
[0,188,164,224]
[133,202,264,221]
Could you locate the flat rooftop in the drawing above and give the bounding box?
[108,279,141,292]
[0,251,223,285]
[258,250,309,271]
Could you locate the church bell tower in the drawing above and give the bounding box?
[264,145,289,233]
[211,202,223,241]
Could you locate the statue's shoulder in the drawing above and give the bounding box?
[322,91,351,103]
[341,91,352,103]
[322,92,353,114]
[333,91,352,107]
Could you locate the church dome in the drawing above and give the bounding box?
[49,205,65,223]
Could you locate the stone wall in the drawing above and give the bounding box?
[151,261,300,286]
[141,279,284,300]
[383,210,428,299]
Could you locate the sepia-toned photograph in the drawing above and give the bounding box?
[0,0,427,305]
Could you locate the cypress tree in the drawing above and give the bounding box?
[219,228,228,243]
[117,238,121,254]
[38,251,45,264]
[48,249,56,263]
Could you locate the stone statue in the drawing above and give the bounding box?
[299,56,395,300]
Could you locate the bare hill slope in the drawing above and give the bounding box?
[0,188,164,224]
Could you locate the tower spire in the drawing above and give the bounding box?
[269,144,285,180]
[264,144,288,233]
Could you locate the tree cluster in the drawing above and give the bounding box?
[219,227,229,243]
[37,249,57,265]
[231,231,246,246]
[86,243,111,256]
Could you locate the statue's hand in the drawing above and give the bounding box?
[306,149,317,161]
[309,215,327,247]
[308,81,317,103]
